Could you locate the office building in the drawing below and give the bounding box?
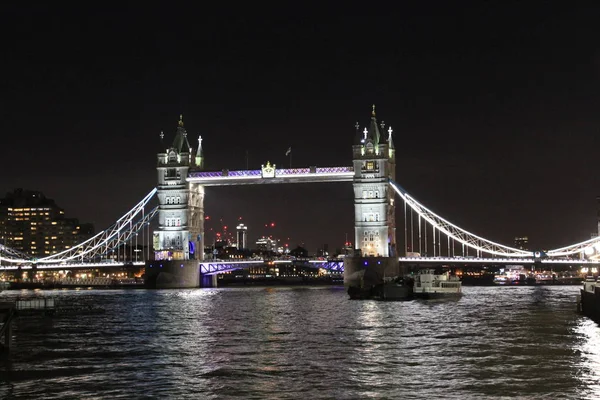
[236,223,248,250]
[0,189,94,257]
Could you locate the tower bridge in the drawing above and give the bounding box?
[2,108,600,289]
[143,107,399,288]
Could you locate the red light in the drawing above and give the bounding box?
[205,216,210,220]
[270,222,275,227]
[224,226,227,230]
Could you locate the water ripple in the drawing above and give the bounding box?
[0,286,597,398]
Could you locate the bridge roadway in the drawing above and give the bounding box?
[1,257,598,273]
[0,261,146,271]
[187,166,354,185]
[198,256,600,275]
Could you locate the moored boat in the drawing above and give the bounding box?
[579,276,600,323]
[374,276,414,301]
[413,269,462,299]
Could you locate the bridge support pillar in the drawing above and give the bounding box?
[144,260,200,289]
[344,256,400,297]
[200,274,218,288]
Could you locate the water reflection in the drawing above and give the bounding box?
[0,285,598,398]
[574,318,600,399]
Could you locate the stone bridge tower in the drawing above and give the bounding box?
[344,106,399,290]
[352,105,396,257]
[145,115,205,288]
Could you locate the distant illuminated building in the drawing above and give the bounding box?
[256,237,277,252]
[0,189,94,257]
[596,196,600,237]
[236,223,248,250]
[514,236,529,251]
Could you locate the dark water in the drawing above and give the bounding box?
[0,285,598,399]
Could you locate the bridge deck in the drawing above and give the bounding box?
[187,166,354,186]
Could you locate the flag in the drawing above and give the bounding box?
[285,147,291,156]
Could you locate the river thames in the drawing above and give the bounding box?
[0,285,598,399]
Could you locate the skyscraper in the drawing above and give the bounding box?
[236,223,248,250]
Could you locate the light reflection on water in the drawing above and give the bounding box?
[0,285,598,399]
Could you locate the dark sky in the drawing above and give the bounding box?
[1,3,599,253]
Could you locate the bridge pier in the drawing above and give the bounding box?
[344,256,400,295]
[200,274,218,288]
[144,260,201,289]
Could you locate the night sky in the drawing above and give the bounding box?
[2,3,599,253]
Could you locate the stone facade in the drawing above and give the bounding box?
[153,116,204,262]
[351,107,396,257]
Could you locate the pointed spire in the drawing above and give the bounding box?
[159,130,164,141]
[172,114,191,153]
[195,135,204,169]
[369,105,381,145]
[387,126,395,149]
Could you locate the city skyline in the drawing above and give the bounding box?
[2,4,600,252]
